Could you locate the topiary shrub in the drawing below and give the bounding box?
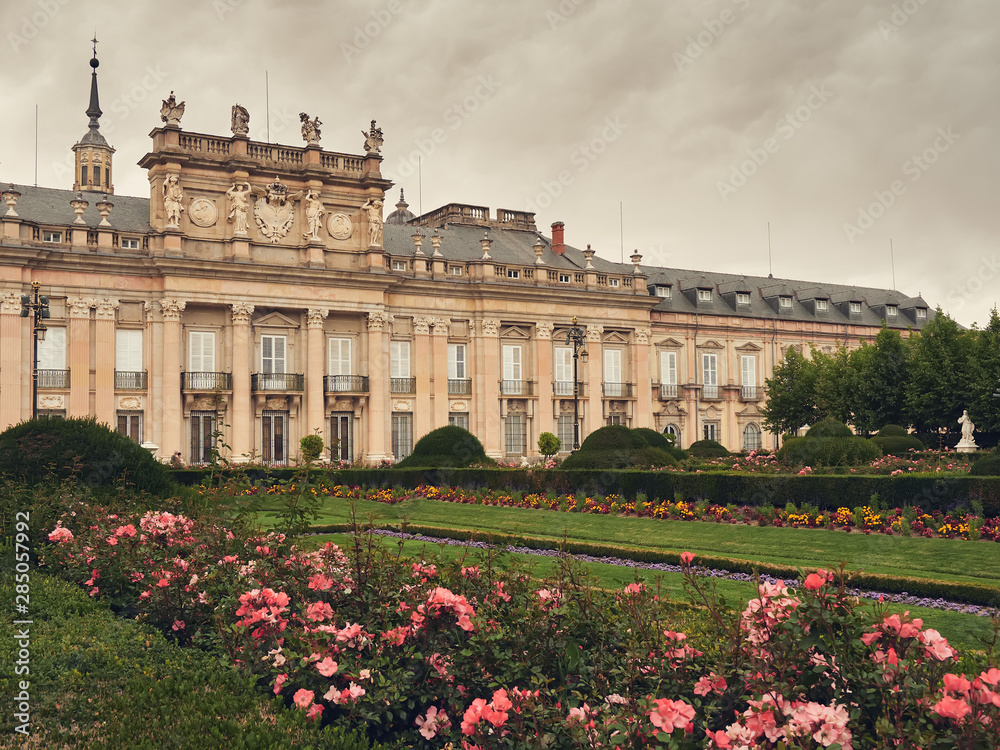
[0,416,174,497]
[778,436,882,467]
[970,452,1000,476]
[627,446,680,469]
[876,424,909,437]
[579,425,647,452]
[395,425,492,468]
[805,418,853,439]
[633,427,686,461]
[687,439,730,457]
[871,435,924,456]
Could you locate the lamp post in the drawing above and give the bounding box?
[565,317,589,450]
[20,281,50,420]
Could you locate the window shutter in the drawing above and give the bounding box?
[329,338,351,376]
[502,345,521,381]
[116,329,143,372]
[391,342,410,379]
[38,327,67,370]
[741,355,756,387]
[661,351,677,385]
[555,347,572,382]
[604,349,622,383]
[273,336,285,374]
[703,354,717,385]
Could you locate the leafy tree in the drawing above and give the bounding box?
[761,346,817,436]
[968,308,1000,431]
[812,346,857,426]
[852,325,910,434]
[904,310,973,432]
[537,432,561,461]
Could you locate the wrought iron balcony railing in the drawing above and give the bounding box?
[552,380,579,396]
[115,371,147,390]
[702,385,720,399]
[390,377,416,394]
[36,369,70,389]
[602,382,634,398]
[182,372,233,391]
[448,378,472,395]
[659,384,679,400]
[251,373,304,392]
[324,375,369,393]
[500,380,534,396]
[740,385,760,400]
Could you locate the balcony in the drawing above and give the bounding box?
[552,380,580,397]
[324,375,369,393]
[659,383,679,400]
[182,372,233,391]
[702,385,720,400]
[115,371,147,390]
[500,380,534,396]
[602,382,634,398]
[37,369,70,389]
[251,373,304,392]
[390,377,416,394]
[448,378,472,395]
[740,385,761,401]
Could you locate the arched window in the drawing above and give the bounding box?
[663,423,680,447]
[743,423,761,451]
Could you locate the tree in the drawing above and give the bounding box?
[812,345,857,426]
[904,310,973,432]
[761,346,817,436]
[968,308,1000,432]
[537,432,561,461]
[852,325,910,434]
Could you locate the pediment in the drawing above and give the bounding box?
[603,331,630,345]
[701,404,724,417]
[697,339,725,350]
[659,401,687,417]
[735,342,762,352]
[500,325,531,340]
[254,311,300,329]
[737,403,763,417]
[656,337,684,349]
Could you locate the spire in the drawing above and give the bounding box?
[86,36,103,132]
[72,35,115,193]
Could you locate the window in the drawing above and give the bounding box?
[702,353,718,398]
[741,355,756,391]
[779,296,792,308]
[554,346,574,395]
[849,302,862,314]
[663,423,680,446]
[698,289,712,302]
[703,422,719,441]
[190,411,216,464]
[556,414,575,450]
[448,343,466,379]
[448,413,469,430]
[502,344,523,394]
[507,269,520,279]
[328,337,352,376]
[608,278,620,288]
[391,413,413,459]
[449,266,464,276]
[559,274,571,283]
[116,329,143,373]
[660,351,677,385]
[654,285,671,298]
[189,331,216,372]
[261,410,288,466]
[392,260,407,271]
[37,409,66,418]
[736,292,750,305]
[42,231,62,243]
[886,306,898,317]
[37,327,67,371]
[916,308,927,319]
[81,166,88,185]
[504,413,527,456]
[604,349,623,396]
[261,335,286,374]
[330,412,353,462]
[743,423,761,451]
[816,299,829,311]
[117,411,142,442]
[121,238,140,250]
[607,414,625,426]
[390,341,410,378]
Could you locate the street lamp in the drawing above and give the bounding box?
[565,316,589,450]
[20,281,50,420]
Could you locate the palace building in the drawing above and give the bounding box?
[0,55,934,463]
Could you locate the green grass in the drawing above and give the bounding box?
[301,532,1000,657]
[251,495,1000,588]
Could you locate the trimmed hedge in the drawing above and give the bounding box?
[686,439,730,457]
[778,436,882,467]
[871,435,925,455]
[806,419,854,439]
[395,425,490,469]
[876,425,909,438]
[970,451,1000,477]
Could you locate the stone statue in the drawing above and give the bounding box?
[303,189,324,241]
[300,113,322,144]
[251,177,302,243]
[362,197,383,247]
[163,175,184,227]
[226,181,251,235]
[160,91,185,127]
[956,409,978,453]
[362,119,384,154]
[231,104,250,136]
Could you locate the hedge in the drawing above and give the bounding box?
[172,468,1000,517]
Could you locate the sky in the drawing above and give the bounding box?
[2,0,997,327]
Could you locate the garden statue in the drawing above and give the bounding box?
[956,409,978,453]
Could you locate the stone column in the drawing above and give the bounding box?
[94,298,119,429]
[67,297,93,417]
[478,319,502,459]
[431,318,449,429]
[413,316,432,442]
[0,294,23,428]
[306,308,328,443]
[158,299,185,458]
[230,303,254,461]
[585,324,604,440]
[633,327,652,429]
[535,322,554,441]
[365,311,390,462]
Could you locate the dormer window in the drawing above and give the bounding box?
[654,285,671,298]
[42,231,62,243]
[849,302,862,315]
[779,296,792,309]
[121,238,140,250]
[736,293,750,305]
[816,299,829,311]
[697,289,712,302]
[886,305,898,317]
[559,273,571,283]
[916,308,927,319]
[392,260,407,272]
[608,278,620,288]
[507,269,520,279]
[449,266,464,276]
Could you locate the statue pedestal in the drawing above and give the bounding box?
[229,236,251,262]
[955,440,978,454]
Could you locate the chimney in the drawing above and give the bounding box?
[551,221,565,255]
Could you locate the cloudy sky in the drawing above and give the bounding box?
[3,0,996,326]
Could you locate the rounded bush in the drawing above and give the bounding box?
[876,424,909,437]
[633,427,687,461]
[778,436,882,467]
[687,439,730,457]
[805,418,853,439]
[395,426,491,468]
[970,452,1000,476]
[627,446,680,469]
[0,416,174,497]
[871,435,924,456]
[579,425,647,452]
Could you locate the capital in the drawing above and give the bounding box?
[306,308,329,328]
[635,327,652,345]
[586,324,604,343]
[366,310,390,331]
[231,302,254,325]
[94,297,120,320]
[413,316,432,335]
[431,317,450,336]
[0,293,19,315]
[479,318,500,338]
[535,321,554,340]
[159,298,187,322]
[67,296,95,319]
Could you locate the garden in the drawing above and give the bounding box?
[3,417,1000,748]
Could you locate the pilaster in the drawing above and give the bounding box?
[231,303,254,461]
[67,297,93,418]
[585,324,604,438]
[431,318,449,430]
[365,311,390,462]
[158,299,185,458]
[413,316,432,442]
[478,319,501,458]
[94,298,119,428]
[535,322,554,442]
[633,327,652,428]
[306,308,328,443]
[0,294,23,428]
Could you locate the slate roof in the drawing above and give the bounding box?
[3,183,151,233]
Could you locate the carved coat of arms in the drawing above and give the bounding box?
[251,178,302,243]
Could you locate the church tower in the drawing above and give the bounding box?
[72,39,115,194]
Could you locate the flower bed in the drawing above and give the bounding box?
[41,501,1000,748]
